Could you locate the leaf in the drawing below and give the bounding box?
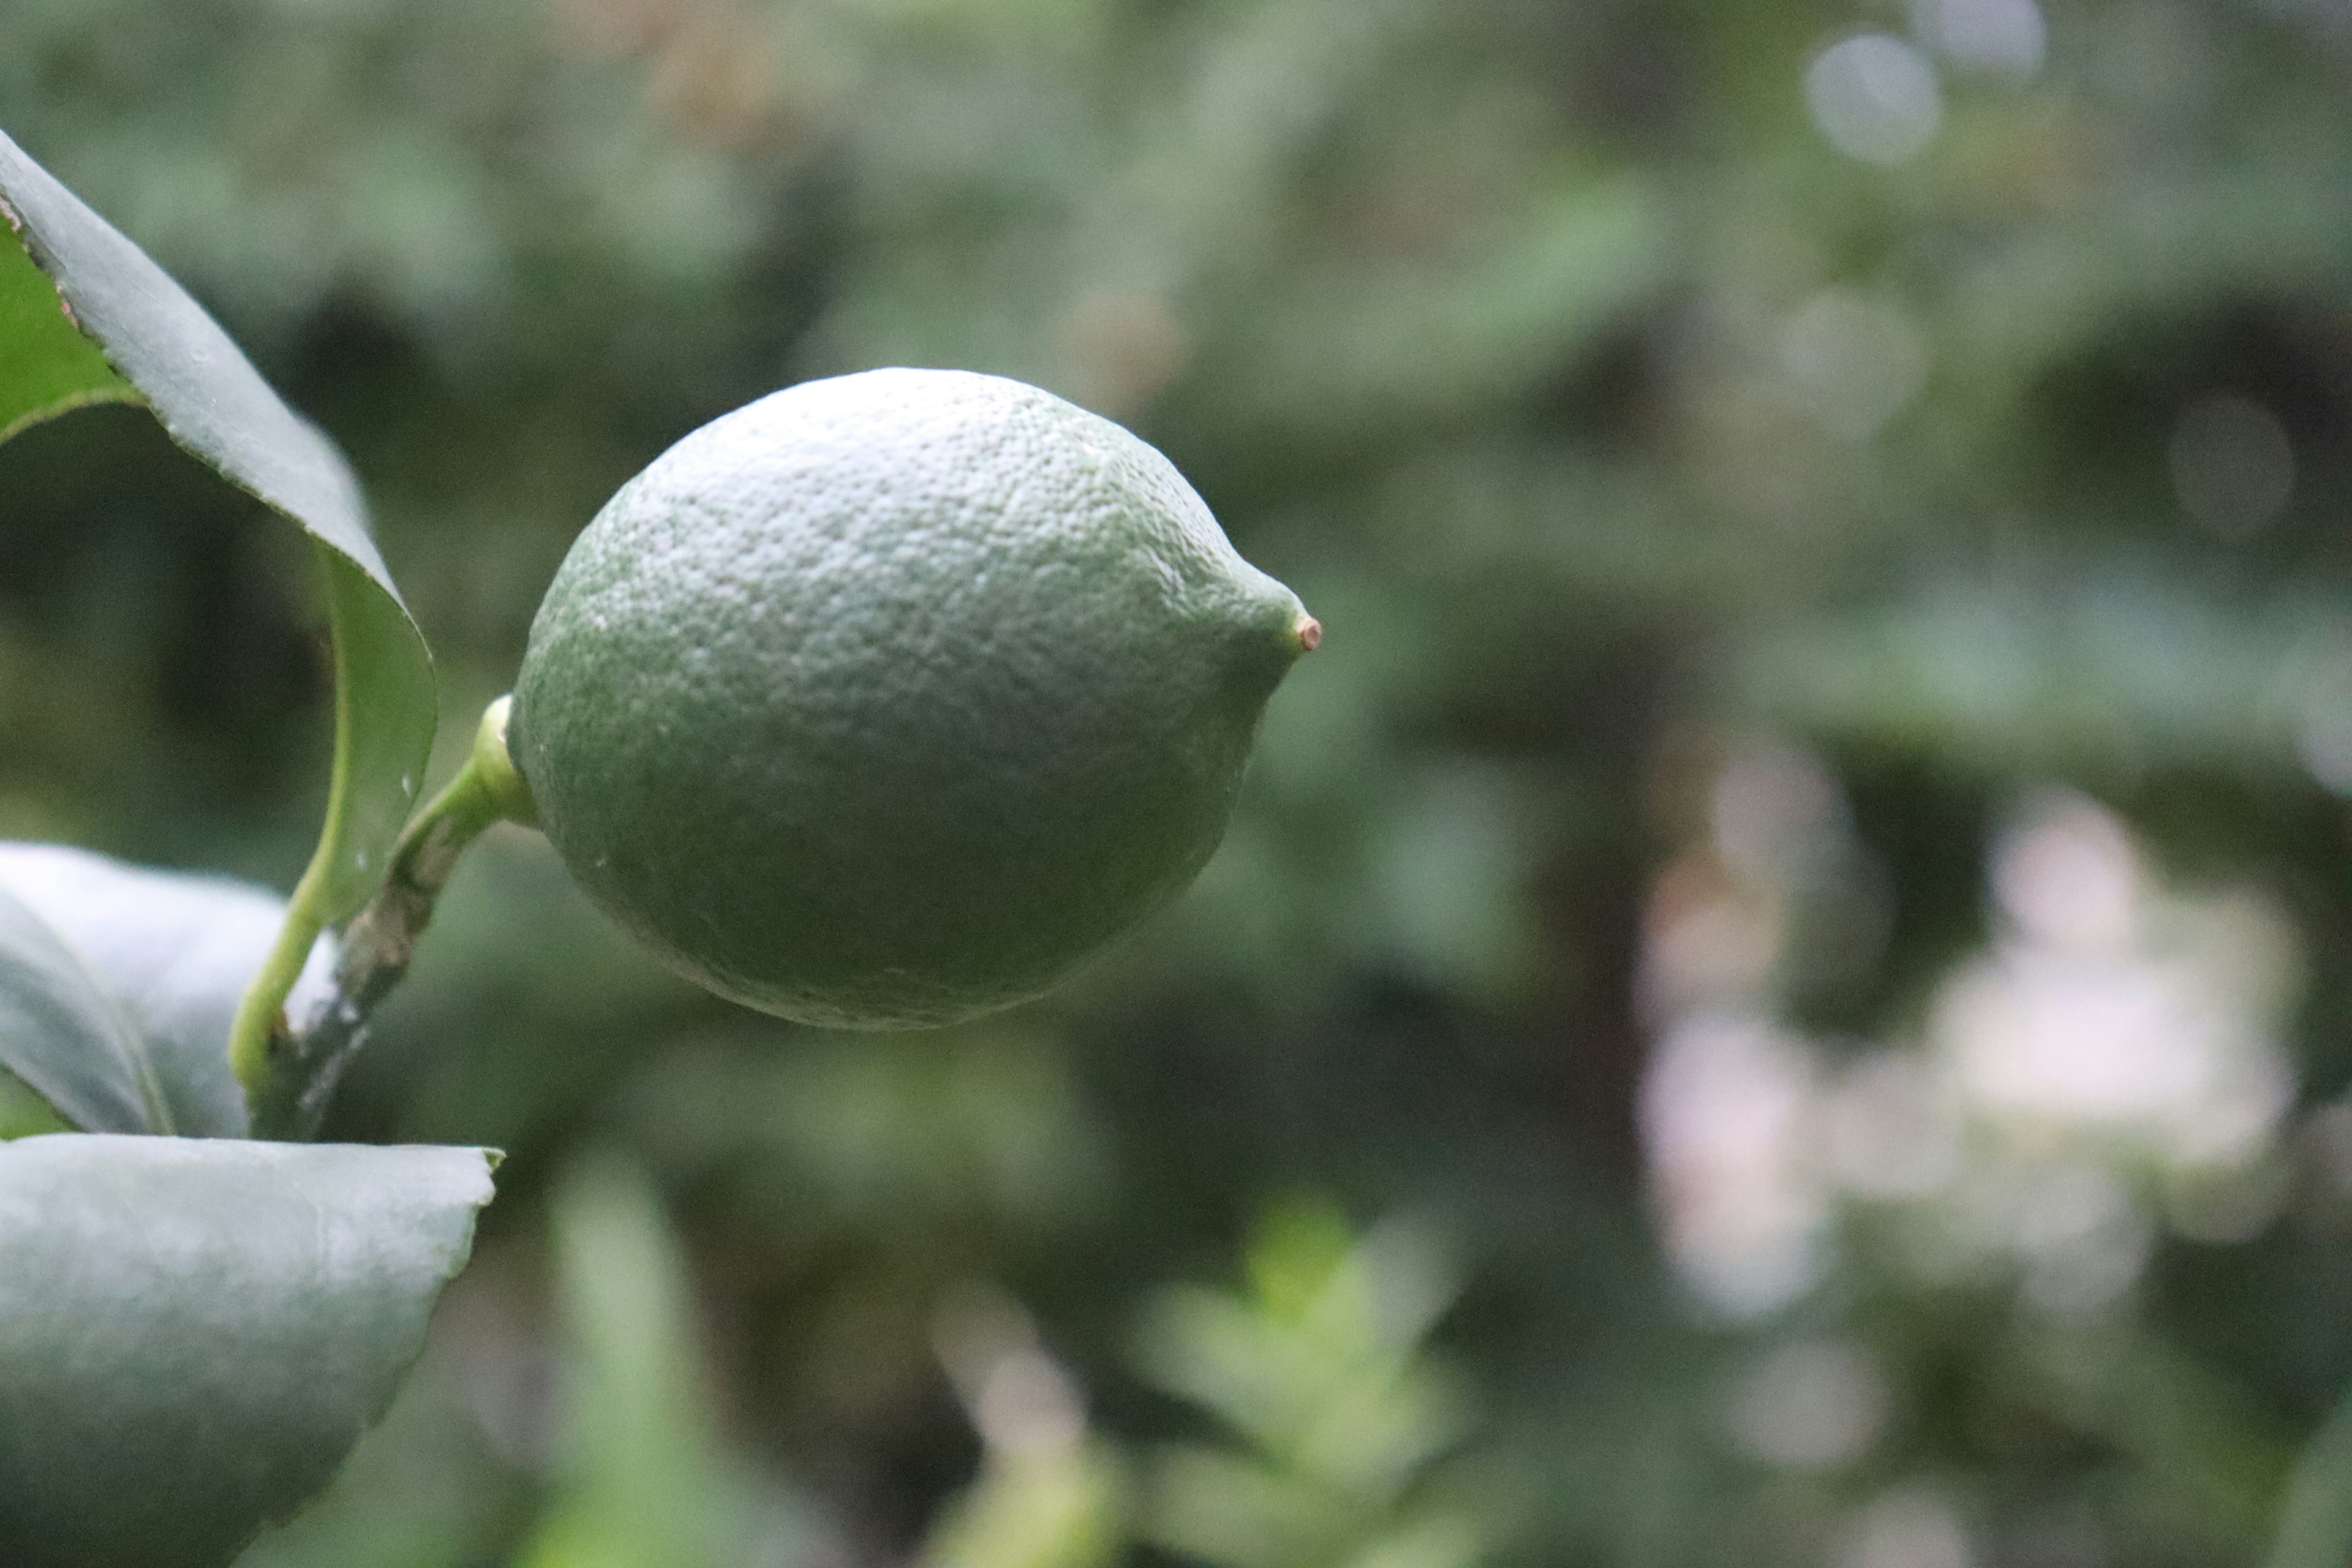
[518,1155,801,1568]
[230,1344,532,1568]
[0,211,132,440]
[0,1069,70,1140]
[0,127,433,927]
[0,843,339,1139]
[0,1133,497,1568]
[0,877,167,1136]
[2267,1381,2352,1568]
[1132,1208,1483,1568]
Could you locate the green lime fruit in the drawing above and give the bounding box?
[511,367,1317,1029]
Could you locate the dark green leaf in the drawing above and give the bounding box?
[0,128,433,922]
[0,844,337,1139]
[0,1134,497,1568]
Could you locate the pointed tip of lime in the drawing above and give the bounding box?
[1293,613,1322,653]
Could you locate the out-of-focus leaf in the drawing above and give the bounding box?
[2266,1382,2352,1568]
[919,1445,1126,1568]
[1134,1204,1485,1568]
[231,1335,533,1568]
[1227,175,1668,442]
[1733,571,2352,780]
[519,1154,818,1568]
[2018,1325,2294,1555]
[0,843,336,1139]
[1148,1447,1356,1568]
[0,876,166,1135]
[921,1286,1128,1568]
[0,1134,497,1568]
[0,127,432,924]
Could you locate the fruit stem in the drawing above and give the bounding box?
[241,697,538,1140]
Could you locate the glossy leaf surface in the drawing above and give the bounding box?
[0,1134,496,1568]
[0,878,164,1136]
[0,845,337,1139]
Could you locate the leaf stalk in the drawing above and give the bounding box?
[236,697,535,1140]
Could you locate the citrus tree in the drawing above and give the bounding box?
[0,127,1308,1567]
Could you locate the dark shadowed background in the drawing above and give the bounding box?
[10,1,2352,1564]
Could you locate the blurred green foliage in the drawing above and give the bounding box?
[517,1156,796,1568]
[12,0,2352,1563]
[1131,1202,1485,1568]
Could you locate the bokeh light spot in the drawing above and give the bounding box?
[1779,290,1931,442]
[1733,1340,1891,1471]
[1837,1488,1975,1568]
[2169,394,2294,538]
[1913,0,2049,79]
[1806,35,1944,165]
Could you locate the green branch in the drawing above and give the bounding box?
[235,698,537,1140]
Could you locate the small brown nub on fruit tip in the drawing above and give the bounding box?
[1294,614,1322,652]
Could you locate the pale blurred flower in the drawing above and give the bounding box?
[1820,1052,1964,1201]
[1640,1012,1824,1316]
[1937,795,2296,1172]
[1991,794,2136,951]
[1638,774,2304,1319]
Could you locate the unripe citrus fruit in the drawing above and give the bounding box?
[511,368,1316,1029]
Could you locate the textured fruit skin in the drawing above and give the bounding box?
[513,368,1310,1028]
